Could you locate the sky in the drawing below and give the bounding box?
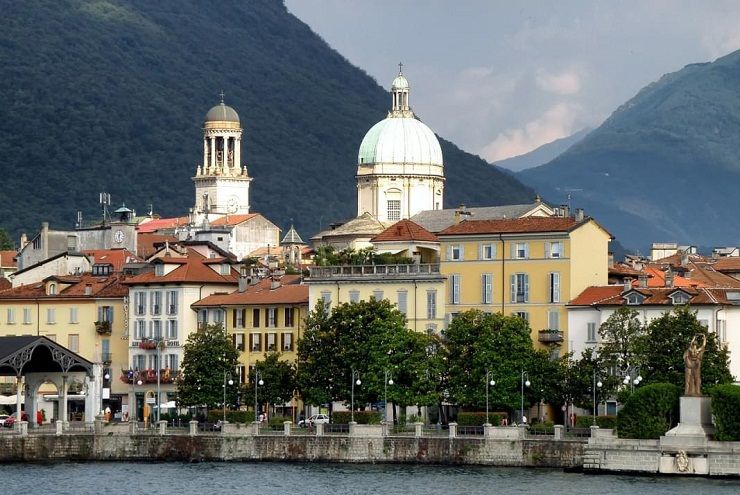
[284,0,740,162]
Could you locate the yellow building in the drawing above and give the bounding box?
[192,274,308,383]
[437,214,611,355]
[0,269,129,419]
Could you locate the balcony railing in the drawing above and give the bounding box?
[95,320,112,335]
[120,368,178,385]
[310,263,440,279]
[538,329,564,344]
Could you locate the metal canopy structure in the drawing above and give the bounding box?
[0,336,93,377]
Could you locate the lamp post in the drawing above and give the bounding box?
[133,379,142,423]
[485,370,496,425]
[384,370,393,423]
[351,369,361,423]
[520,371,530,424]
[223,371,234,423]
[592,371,603,425]
[155,339,164,424]
[254,371,263,422]
[623,367,642,393]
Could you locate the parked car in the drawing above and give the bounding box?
[3,411,28,428]
[0,414,9,427]
[298,414,330,427]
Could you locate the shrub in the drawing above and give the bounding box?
[617,383,680,439]
[529,421,554,434]
[268,415,291,427]
[331,411,381,424]
[207,410,254,423]
[711,384,740,441]
[575,415,618,429]
[456,411,505,426]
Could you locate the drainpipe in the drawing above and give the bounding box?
[499,234,505,314]
[413,281,418,332]
[36,298,40,336]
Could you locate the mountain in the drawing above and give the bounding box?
[0,0,533,243]
[520,51,740,249]
[494,128,591,172]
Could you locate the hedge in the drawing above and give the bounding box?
[331,411,381,424]
[456,411,506,426]
[617,383,680,439]
[711,384,740,441]
[575,415,618,429]
[206,410,254,423]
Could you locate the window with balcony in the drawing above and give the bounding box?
[166,290,178,315]
[151,320,162,340]
[450,274,461,305]
[135,320,145,339]
[232,333,245,351]
[166,354,179,371]
[250,333,261,352]
[284,308,294,327]
[282,332,293,352]
[133,355,146,371]
[549,272,560,303]
[135,292,146,316]
[98,305,113,323]
[151,291,162,315]
[166,319,177,339]
[510,273,529,303]
[267,333,277,351]
[481,273,492,304]
[548,310,560,330]
[426,290,437,319]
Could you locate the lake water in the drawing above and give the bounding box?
[0,462,737,494]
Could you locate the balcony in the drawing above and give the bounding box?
[95,320,112,335]
[101,352,113,366]
[538,329,564,344]
[309,263,441,280]
[120,368,178,385]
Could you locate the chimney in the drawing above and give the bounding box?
[454,204,467,224]
[681,252,689,268]
[20,233,27,249]
[665,269,674,288]
[623,279,632,292]
[270,277,281,290]
[608,252,614,268]
[638,274,648,288]
[238,275,248,293]
[575,208,584,222]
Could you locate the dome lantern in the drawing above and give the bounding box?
[390,62,411,116]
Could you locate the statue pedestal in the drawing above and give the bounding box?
[659,396,713,475]
[663,396,714,441]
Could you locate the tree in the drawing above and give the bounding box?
[177,324,239,410]
[598,307,646,376]
[638,306,732,390]
[249,352,296,415]
[0,229,13,250]
[444,311,538,413]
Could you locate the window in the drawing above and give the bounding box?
[46,308,55,324]
[165,354,179,371]
[481,273,492,304]
[267,308,277,328]
[232,333,245,351]
[549,272,560,303]
[450,274,461,305]
[197,309,207,325]
[166,319,177,339]
[135,320,145,339]
[546,241,564,259]
[282,333,293,352]
[387,199,401,221]
[267,333,277,351]
[151,291,162,315]
[580,322,596,344]
[717,319,727,343]
[23,308,32,325]
[250,333,262,352]
[512,242,529,259]
[98,305,113,323]
[48,283,56,295]
[69,307,78,324]
[150,320,162,339]
[548,310,560,330]
[449,244,463,261]
[213,309,225,324]
[237,365,247,384]
[699,319,709,328]
[68,334,79,353]
[135,292,146,315]
[92,264,112,276]
[234,308,245,328]
[372,290,384,301]
[252,308,260,327]
[134,355,146,371]
[6,308,15,324]
[155,264,164,276]
[321,292,332,310]
[166,291,178,315]
[220,264,231,275]
[513,311,529,322]
[480,244,495,260]
[426,290,437,320]
[397,291,408,315]
[149,354,160,370]
[625,293,643,305]
[510,273,529,303]
[349,290,360,303]
[284,308,294,327]
[670,292,690,305]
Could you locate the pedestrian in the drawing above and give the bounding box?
[36,410,43,426]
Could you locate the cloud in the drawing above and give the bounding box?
[536,69,582,95]
[481,103,580,162]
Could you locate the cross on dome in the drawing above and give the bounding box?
[398,61,403,74]
[219,90,225,104]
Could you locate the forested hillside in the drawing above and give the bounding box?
[0,0,532,242]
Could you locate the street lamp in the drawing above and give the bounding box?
[520,371,530,424]
[254,371,264,423]
[623,368,642,393]
[592,372,603,425]
[223,371,234,423]
[485,370,496,425]
[384,370,393,423]
[351,369,361,423]
[133,379,143,423]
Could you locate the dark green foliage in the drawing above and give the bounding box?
[206,410,253,424]
[617,383,681,439]
[248,352,296,409]
[267,415,291,428]
[710,384,740,441]
[456,412,505,426]
[0,0,532,241]
[331,411,381,425]
[575,415,618,429]
[0,230,13,250]
[528,421,555,434]
[520,50,740,248]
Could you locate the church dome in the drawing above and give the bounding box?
[205,102,240,123]
[391,73,409,90]
[358,117,443,166]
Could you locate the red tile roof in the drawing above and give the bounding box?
[569,285,734,306]
[0,273,129,299]
[371,220,439,243]
[438,217,587,236]
[210,214,258,227]
[192,275,307,306]
[0,278,10,291]
[123,250,238,286]
[639,266,707,288]
[136,216,190,233]
[83,249,141,272]
[0,251,16,268]
[713,257,740,273]
[137,233,178,258]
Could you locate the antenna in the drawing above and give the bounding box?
[76,211,82,229]
[99,192,111,226]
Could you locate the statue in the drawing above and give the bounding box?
[684,334,706,396]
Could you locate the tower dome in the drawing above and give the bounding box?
[205,102,240,123]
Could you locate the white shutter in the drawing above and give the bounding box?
[524,243,529,259]
[553,273,560,303]
[524,274,529,302]
[545,242,551,259]
[510,243,516,259]
[510,274,516,303]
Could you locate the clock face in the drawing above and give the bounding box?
[226,197,239,213]
[114,230,125,243]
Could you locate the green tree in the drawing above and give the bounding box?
[598,307,646,376]
[558,348,620,412]
[177,324,239,409]
[444,310,538,413]
[249,352,296,414]
[0,229,13,250]
[638,306,732,390]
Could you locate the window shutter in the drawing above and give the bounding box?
[524,243,529,259]
[524,274,529,302]
[553,273,560,303]
[510,274,516,303]
[446,246,452,261]
[491,244,497,260]
[478,244,483,260]
[545,242,551,259]
[510,243,516,259]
